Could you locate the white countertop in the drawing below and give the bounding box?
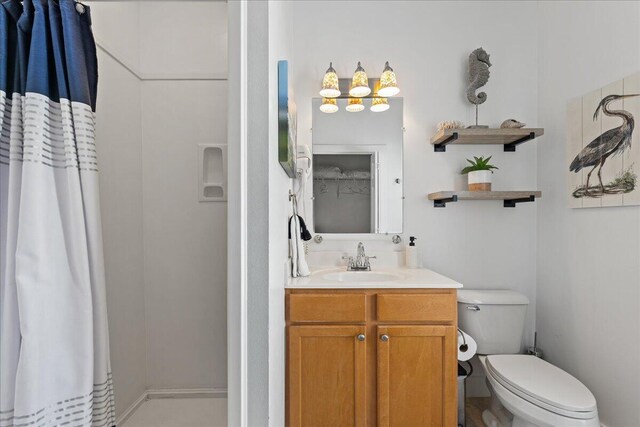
[287,266,463,289]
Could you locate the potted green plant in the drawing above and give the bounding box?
[461,156,498,191]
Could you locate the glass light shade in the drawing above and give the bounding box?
[346,98,364,112]
[378,61,400,97]
[349,62,371,97]
[370,97,390,112]
[319,62,341,98]
[320,97,339,113]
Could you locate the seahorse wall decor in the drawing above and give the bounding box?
[466,47,492,105]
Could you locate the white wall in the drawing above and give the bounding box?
[89,1,147,417]
[139,1,228,391]
[291,0,539,394]
[89,0,228,415]
[94,44,147,418]
[141,78,228,390]
[267,3,294,426]
[139,1,227,78]
[536,2,640,426]
[245,0,271,420]
[89,1,140,71]
[226,2,245,424]
[233,2,296,425]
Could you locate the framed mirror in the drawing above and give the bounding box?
[311,97,403,235]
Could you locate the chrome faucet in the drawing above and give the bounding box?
[343,242,376,271]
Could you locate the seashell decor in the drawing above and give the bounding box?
[437,120,465,131]
[500,119,526,128]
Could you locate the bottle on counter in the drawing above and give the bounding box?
[405,236,419,268]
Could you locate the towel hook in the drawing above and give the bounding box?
[289,190,299,215]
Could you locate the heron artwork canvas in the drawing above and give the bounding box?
[567,72,640,208]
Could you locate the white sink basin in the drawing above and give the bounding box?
[320,270,404,283]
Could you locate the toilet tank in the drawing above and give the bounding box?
[457,290,529,355]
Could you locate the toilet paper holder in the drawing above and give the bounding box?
[457,328,477,362]
[458,328,469,353]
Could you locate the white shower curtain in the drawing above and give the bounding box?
[0,1,114,426]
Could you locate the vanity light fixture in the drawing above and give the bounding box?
[320,97,339,113]
[319,62,341,98]
[345,98,364,112]
[378,61,400,97]
[349,62,371,97]
[370,97,390,112]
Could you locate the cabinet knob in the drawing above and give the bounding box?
[380,334,389,342]
[357,334,366,342]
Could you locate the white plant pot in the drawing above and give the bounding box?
[467,170,492,191]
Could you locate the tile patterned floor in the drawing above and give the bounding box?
[121,397,227,427]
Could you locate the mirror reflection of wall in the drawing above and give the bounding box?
[313,154,376,233]
[311,97,403,235]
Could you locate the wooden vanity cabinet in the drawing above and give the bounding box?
[286,289,458,427]
[377,325,457,427]
[288,325,367,426]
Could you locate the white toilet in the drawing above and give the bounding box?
[458,290,599,427]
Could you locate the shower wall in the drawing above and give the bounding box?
[90,1,146,415]
[139,1,227,392]
[88,0,227,417]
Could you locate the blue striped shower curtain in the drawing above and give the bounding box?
[0,1,114,426]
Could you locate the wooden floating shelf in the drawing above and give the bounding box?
[427,191,542,208]
[430,128,544,152]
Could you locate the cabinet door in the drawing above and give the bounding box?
[288,325,367,427]
[377,325,457,427]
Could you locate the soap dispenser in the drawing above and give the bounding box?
[405,236,419,268]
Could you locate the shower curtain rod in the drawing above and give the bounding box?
[20,0,228,3]
[87,0,225,2]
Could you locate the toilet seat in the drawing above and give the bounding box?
[486,355,598,420]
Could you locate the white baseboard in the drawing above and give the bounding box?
[115,388,227,426]
[146,388,228,400]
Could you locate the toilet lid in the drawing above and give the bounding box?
[486,355,597,416]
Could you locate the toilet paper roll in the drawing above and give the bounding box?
[457,329,477,361]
